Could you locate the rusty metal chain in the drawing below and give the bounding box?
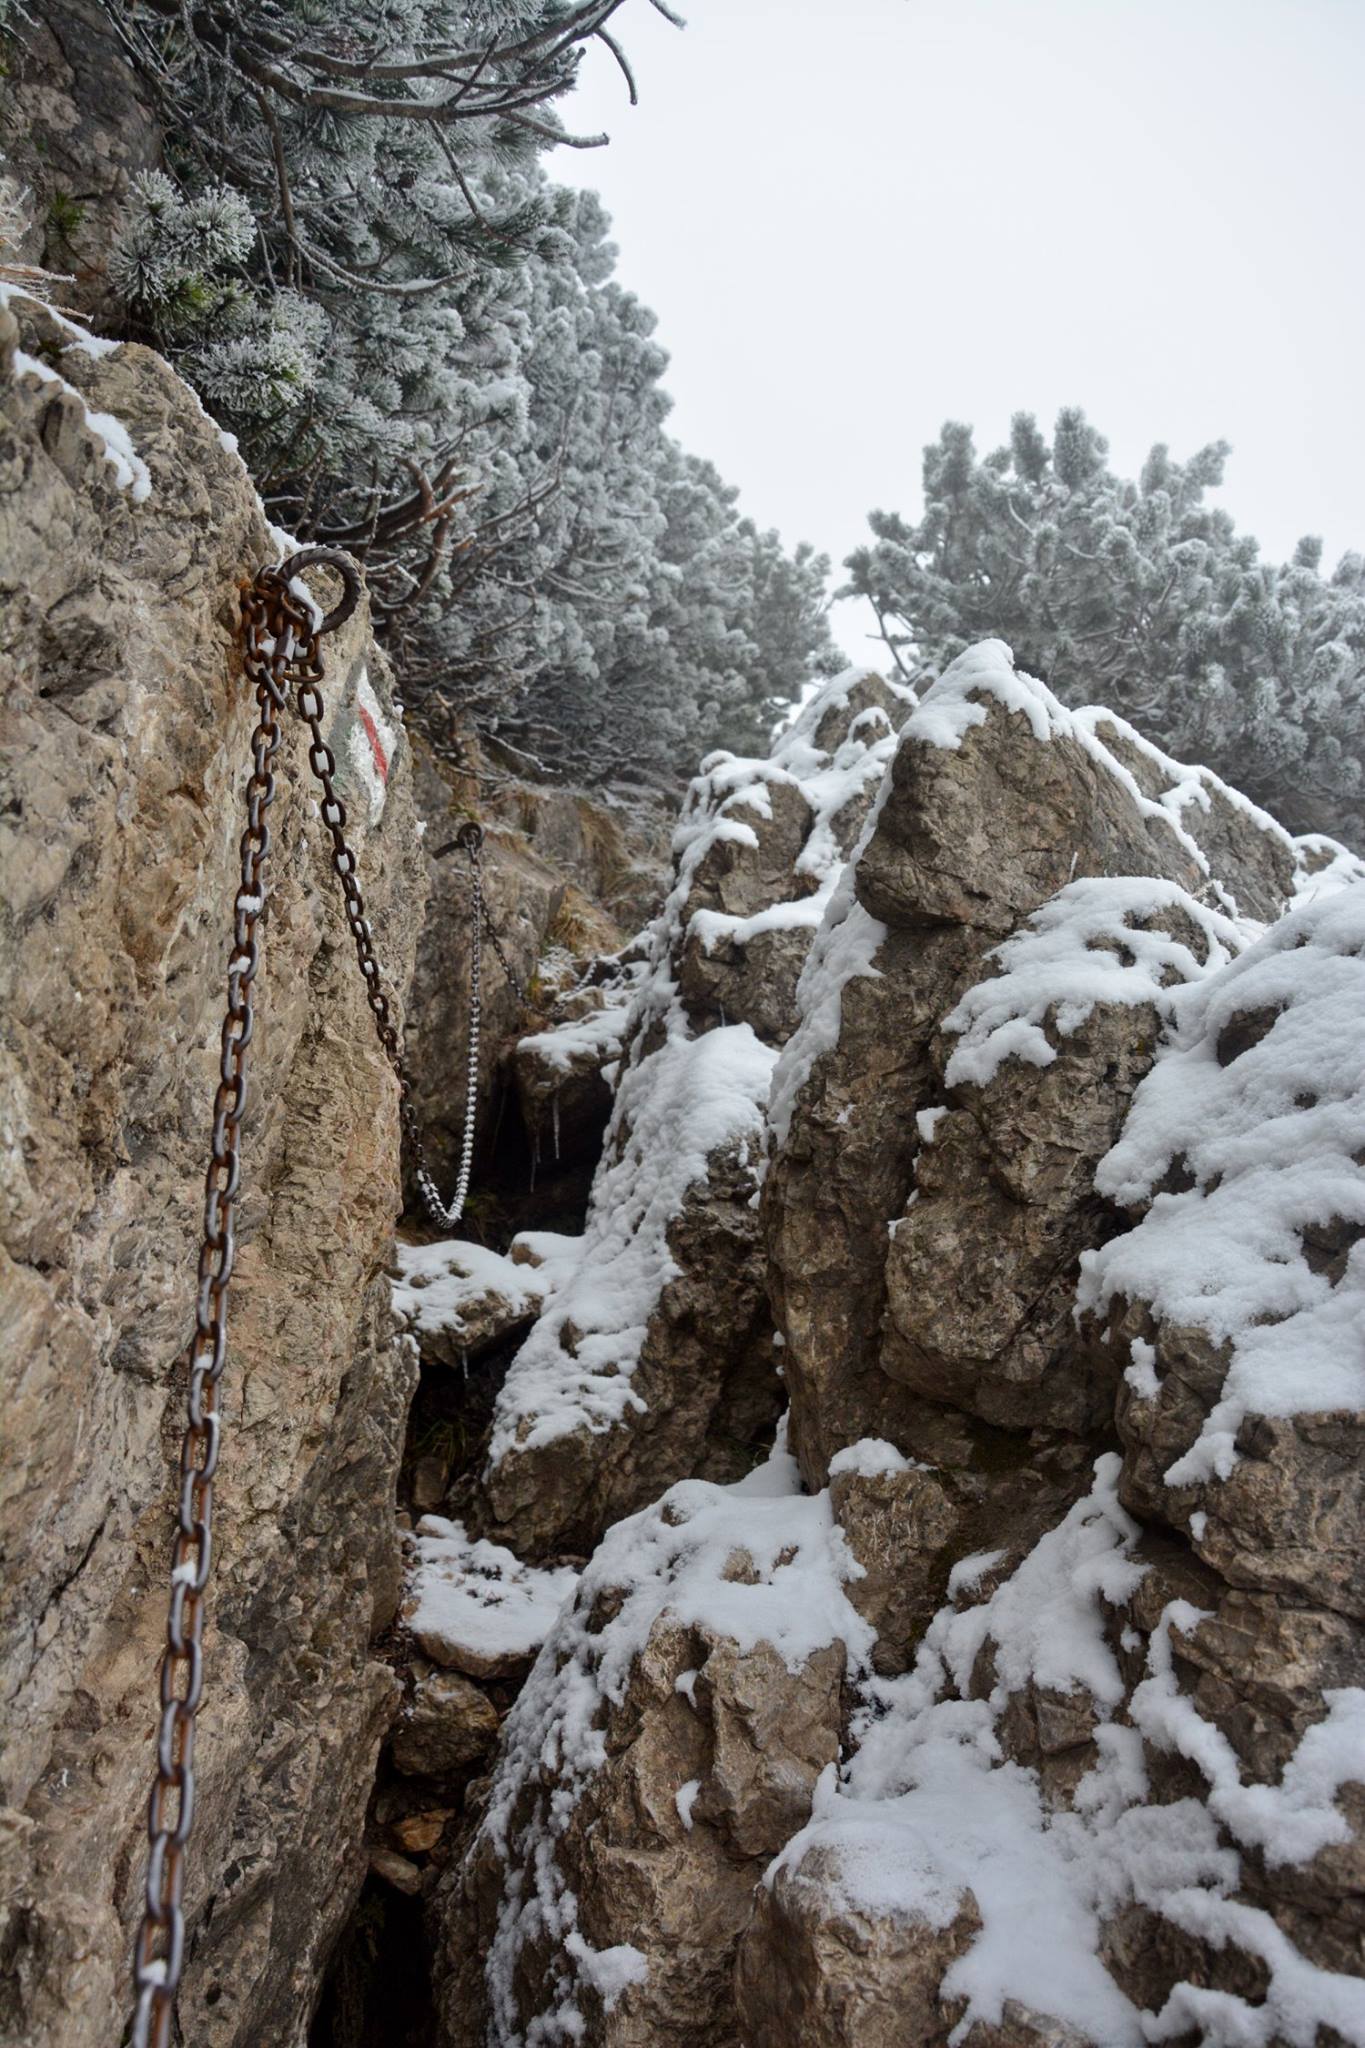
[433,823,533,1009]
[476,864,533,1010]
[129,553,339,2048]
[131,546,515,2045]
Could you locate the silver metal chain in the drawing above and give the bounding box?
[416,825,531,1229]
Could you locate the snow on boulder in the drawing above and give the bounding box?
[476,670,910,1555]
[736,1454,1365,2048]
[510,964,643,1179]
[481,1018,778,1552]
[392,1235,550,1367]
[444,643,1364,2048]
[404,1518,580,1680]
[764,638,1361,1487]
[1078,879,1365,1614]
[435,1432,873,2047]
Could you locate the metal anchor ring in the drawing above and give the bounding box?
[274,546,363,635]
[432,820,484,859]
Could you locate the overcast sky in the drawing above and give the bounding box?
[556,0,1364,660]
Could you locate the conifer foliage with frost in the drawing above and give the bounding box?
[97,0,835,778]
[845,410,1364,841]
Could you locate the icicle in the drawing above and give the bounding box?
[529,1122,540,1193]
[552,1088,561,1163]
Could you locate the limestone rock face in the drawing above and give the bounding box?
[481,772,669,937]
[826,1445,960,1676]
[734,1855,981,2048]
[727,663,1365,2048]
[881,890,1237,1438]
[538,1626,845,2048]
[0,295,422,2047]
[0,2,158,319]
[404,736,563,1205]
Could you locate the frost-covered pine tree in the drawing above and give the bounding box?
[844,410,1365,841]
[95,0,835,779]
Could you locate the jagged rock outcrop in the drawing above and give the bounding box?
[439,642,1365,2048]
[0,1,158,322]
[434,1447,869,2046]
[765,642,1346,1485]
[475,670,907,1554]
[732,653,1365,2047]
[0,290,423,2047]
[673,672,907,1044]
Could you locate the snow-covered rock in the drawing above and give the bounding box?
[510,971,641,1178]
[442,641,1364,2048]
[392,1235,549,1366]
[675,670,911,1043]
[766,639,1361,1484]
[478,670,909,1552]
[436,1435,871,2045]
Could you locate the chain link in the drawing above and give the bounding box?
[130,549,511,2045]
[130,562,313,2048]
[479,881,533,1009]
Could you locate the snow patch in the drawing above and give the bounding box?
[515,997,634,1078]
[391,1237,548,1342]
[13,347,152,502]
[1079,883,1365,1482]
[407,1518,578,1671]
[828,1438,913,1481]
[942,877,1244,1089]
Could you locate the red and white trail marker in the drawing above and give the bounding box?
[345,669,398,823]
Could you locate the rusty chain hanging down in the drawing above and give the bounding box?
[130,547,519,2048]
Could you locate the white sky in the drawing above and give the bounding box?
[555,0,1364,660]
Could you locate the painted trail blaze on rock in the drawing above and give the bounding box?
[338,663,399,823]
